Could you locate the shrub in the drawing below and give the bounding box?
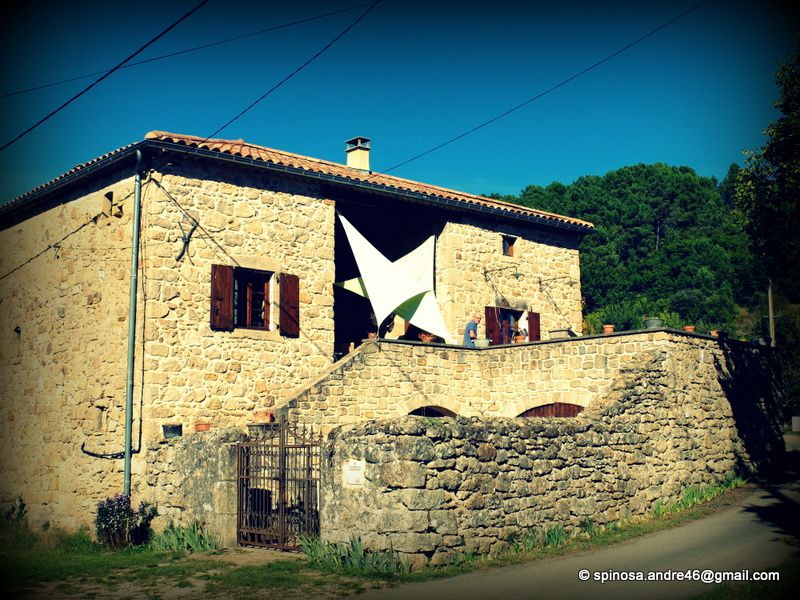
[94,495,157,549]
[3,496,27,525]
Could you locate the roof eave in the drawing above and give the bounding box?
[1,139,594,234]
[0,142,146,226]
[148,140,594,234]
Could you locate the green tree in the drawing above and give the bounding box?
[735,48,800,301]
[503,164,745,330]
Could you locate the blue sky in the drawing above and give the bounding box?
[0,0,795,202]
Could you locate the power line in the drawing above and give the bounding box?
[0,0,208,153]
[205,0,383,140]
[385,0,711,174]
[0,3,373,100]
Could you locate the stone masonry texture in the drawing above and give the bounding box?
[0,153,583,530]
[319,337,783,569]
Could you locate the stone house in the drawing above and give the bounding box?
[0,131,593,528]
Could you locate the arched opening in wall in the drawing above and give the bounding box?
[518,403,584,418]
[409,406,457,417]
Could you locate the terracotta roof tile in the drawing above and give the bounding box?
[4,131,593,231]
[145,131,593,230]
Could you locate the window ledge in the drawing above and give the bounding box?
[230,328,283,342]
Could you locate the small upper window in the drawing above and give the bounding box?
[502,235,517,257]
[234,268,271,330]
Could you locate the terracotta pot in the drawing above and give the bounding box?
[682,325,696,333]
[194,423,211,432]
[252,409,275,424]
[602,324,615,334]
[710,329,719,337]
[513,335,527,344]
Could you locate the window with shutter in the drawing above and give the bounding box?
[210,264,234,331]
[211,265,284,333]
[484,306,500,346]
[234,268,271,330]
[279,273,300,338]
[527,312,541,341]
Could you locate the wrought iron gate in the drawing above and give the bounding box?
[237,417,321,550]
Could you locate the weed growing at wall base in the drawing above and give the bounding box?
[652,474,745,517]
[149,521,218,553]
[510,524,567,553]
[299,536,410,577]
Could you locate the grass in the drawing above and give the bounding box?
[0,521,375,598]
[0,474,780,597]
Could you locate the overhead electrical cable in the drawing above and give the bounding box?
[205,0,383,140]
[0,0,209,153]
[0,2,373,100]
[384,0,711,173]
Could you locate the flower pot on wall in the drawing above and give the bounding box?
[602,324,615,334]
[682,325,696,333]
[643,317,663,329]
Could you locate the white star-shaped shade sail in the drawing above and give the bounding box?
[335,215,452,342]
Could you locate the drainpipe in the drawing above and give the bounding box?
[124,149,143,496]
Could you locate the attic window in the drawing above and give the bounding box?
[502,235,517,257]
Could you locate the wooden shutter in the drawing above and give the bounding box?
[210,264,234,331]
[527,311,541,341]
[279,273,300,338]
[485,306,500,346]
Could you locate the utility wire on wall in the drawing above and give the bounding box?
[384,0,711,173]
[0,0,209,152]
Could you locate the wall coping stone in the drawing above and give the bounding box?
[372,328,769,349]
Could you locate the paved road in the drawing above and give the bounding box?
[358,478,800,600]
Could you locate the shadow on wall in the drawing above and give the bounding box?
[716,344,786,480]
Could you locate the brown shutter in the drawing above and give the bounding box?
[210,264,234,331]
[527,311,541,341]
[279,273,300,338]
[485,306,500,346]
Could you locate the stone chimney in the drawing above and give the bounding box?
[345,136,371,171]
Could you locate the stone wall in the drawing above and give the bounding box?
[137,160,337,440]
[320,341,783,568]
[436,219,583,340]
[145,428,246,547]
[281,330,761,432]
[0,177,140,529]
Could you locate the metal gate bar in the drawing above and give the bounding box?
[237,416,320,550]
